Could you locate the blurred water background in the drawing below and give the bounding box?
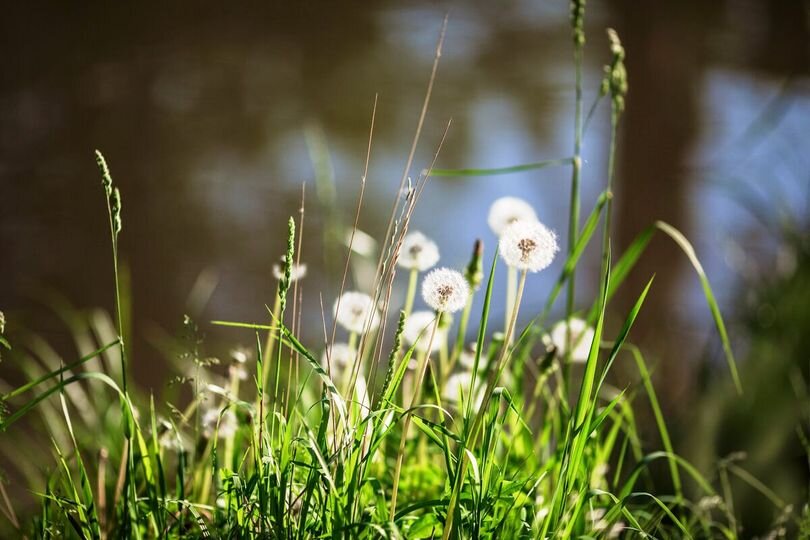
[1,1,809,533]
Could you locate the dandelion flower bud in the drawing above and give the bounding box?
[402,311,446,353]
[499,220,558,272]
[543,317,595,363]
[333,292,380,334]
[487,196,538,236]
[422,268,469,313]
[272,255,307,282]
[397,231,440,272]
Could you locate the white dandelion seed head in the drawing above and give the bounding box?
[333,292,380,334]
[397,231,440,272]
[499,220,559,272]
[159,431,188,452]
[228,364,249,381]
[458,346,479,371]
[402,311,445,353]
[441,371,484,409]
[320,343,356,375]
[487,196,538,236]
[229,346,251,364]
[205,383,232,400]
[201,408,237,439]
[272,255,308,282]
[543,317,595,363]
[422,268,469,313]
[608,522,625,539]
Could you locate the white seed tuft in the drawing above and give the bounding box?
[333,292,380,334]
[487,196,538,236]
[499,220,559,272]
[201,408,237,439]
[320,343,356,376]
[272,255,307,282]
[402,311,445,353]
[544,317,595,363]
[397,231,440,272]
[422,268,469,313]
[441,371,484,409]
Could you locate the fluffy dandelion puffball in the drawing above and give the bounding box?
[487,196,538,236]
[442,371,484,408]
[229,346,250,364]
[201,408,238,439]
[272,255,307,282]
[228,364,249,381]
[398,231,440,271]
[499,220,559,272]
[544,317,595,363]
[458,346,479,371]
[422,268,470,313]
[402,310,445,353]
[320,343,356,374]
[333,292,380,334]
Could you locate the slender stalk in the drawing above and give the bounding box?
[564,2,586,396]
[505,266,517,342]
[448,295,473,373]
[261,294,281,387]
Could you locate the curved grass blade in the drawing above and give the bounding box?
[654,221,742,394]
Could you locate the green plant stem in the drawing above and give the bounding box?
[449,294,474,373]
[505,265,517,341]
[261,293,282,390]
[564,26,585,400]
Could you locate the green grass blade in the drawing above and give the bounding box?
[427,157,573,177]
[654,221,742,394]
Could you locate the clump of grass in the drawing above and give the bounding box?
[0,6,795,539]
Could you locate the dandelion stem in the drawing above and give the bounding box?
[505,265,517,343]
[448,294,473,373]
